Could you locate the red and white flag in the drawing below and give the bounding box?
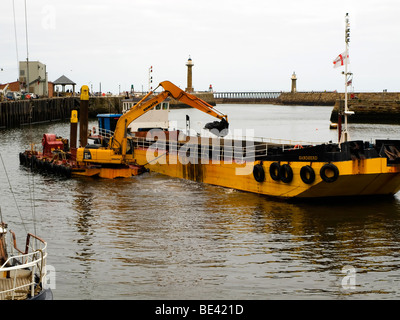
[333,52,349,68]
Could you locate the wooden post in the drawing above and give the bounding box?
[79,85,90,147]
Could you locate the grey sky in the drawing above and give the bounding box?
[1,0,399,93]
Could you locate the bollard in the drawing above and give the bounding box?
[70,110,78,160]
[79,85,89,148]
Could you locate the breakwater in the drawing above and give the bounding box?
[215,91,400,124]
[331,95,400,123]
[1,92,400,129]
[169,92,216,108]
[214,91,340,105]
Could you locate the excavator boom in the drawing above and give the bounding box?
[110,81,228,153]
[76,80,229,166]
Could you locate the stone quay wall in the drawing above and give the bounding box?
[2,92,400,129]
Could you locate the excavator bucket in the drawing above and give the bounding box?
[204,118,229,137]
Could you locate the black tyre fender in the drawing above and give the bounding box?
[19,153,25,165]
[37,159,44,171]
[20,153,28,166]
[31,156,37,169]
[320,163,339,183]
[269,162,281,181]
[64,167,72,179]
[280,164,293,183]
[56,165,63,176]
[300,165,316,184]
[253,164,265,183]
[44,161,51,172]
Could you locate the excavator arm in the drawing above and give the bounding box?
[110,81,228,154]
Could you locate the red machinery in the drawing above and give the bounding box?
[42,134,64,156]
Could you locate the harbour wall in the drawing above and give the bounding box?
[216,91,400,107]
[0,97,77,129]
[1,92,400,129]
[0,96,122,129]
[0,94,216,129]
[169,92,216,108]
[330,96,400,123]
[216,91,400,124]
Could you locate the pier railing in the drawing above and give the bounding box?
[213,92,282,99]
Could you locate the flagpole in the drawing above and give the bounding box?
[340,13,354,144]
[343,34,349,141]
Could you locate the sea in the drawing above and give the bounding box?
[1,104,400,301]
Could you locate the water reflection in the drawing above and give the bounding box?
[2,105,400,299]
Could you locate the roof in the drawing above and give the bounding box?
[53,75,76,85]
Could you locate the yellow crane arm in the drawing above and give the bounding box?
[159,81,227,121]
[110,81,228,153]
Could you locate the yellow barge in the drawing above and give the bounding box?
[130,132,400,199]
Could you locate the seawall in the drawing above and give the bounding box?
[2,92,400,129]
[216,91,400,124]
[0,96,124,129]
[0,97,77,129]
[330,95,400,123]
[169,92,216,108]
[0,93,215,129]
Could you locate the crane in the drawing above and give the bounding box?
[76,80,229,166]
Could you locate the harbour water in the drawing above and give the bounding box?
[1,104,400,300]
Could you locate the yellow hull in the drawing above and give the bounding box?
[134,148,400,199]
[72,165,143,179]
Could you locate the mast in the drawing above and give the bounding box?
[340,13,354,143]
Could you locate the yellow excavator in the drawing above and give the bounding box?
[76,80,228,168]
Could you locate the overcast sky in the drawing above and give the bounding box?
[1,0,399,93]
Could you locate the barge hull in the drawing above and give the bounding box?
[133,148,400,199]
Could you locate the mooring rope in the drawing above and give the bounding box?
[0,153,28,234]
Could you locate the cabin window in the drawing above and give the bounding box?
[162,103,168,110]
[155,104,161,110]
[126,140,133,154]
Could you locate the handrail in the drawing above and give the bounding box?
[9,230,46,255]
[0,231,47,300]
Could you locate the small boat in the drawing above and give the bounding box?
[0,217,52,300]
